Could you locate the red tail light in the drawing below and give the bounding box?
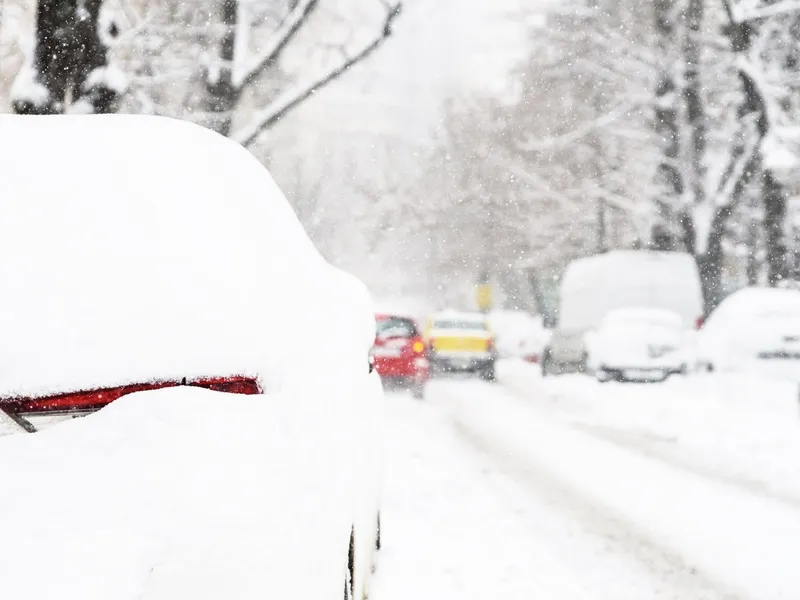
[0,376,262,415]
[695,316,705,330]
[487,338,496,352]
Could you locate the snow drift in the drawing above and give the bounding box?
[0,114,375,399]
[0,115,383,600]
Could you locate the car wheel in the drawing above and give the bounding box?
[480,364,496,382]
[541,351,551,377]
[596,368,611,383]
[411,381,425,399]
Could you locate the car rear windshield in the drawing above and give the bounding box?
[433,320,487,331]
[377,317,418,337]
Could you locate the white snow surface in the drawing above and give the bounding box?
[376,371,800,599]
[0,385,379,600]
[0,115,376,399]
[0,115,384,600]
[447,364,800,599]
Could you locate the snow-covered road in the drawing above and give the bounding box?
[374,365,800,599]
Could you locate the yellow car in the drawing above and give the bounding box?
[424,311,497,381]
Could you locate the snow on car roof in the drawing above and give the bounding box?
[603,307,683,324]
[719,287,800,314]
[430,309,487,323]
[0,115,373,399]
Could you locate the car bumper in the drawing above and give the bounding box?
[431,354,495,371]
[374,356,430,379]
[599,365,683,381]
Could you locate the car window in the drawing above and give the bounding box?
[376,317,417,338]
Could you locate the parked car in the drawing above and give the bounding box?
[0,115,382,600]
[697,287,800,379]
[543,250,704,375]
[372,313,430,398]
[586,308,689,382]
[487,309,548,362]
[424,311,497,381]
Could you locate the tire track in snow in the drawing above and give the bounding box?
[573,422,800,512]
[431,380,742,600]
[460,374,800,599]
[371,391,599,600]
[498,368,800,514]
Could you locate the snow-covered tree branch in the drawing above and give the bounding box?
[233,0,402,147]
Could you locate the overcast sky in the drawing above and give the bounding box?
[280,0,531,144]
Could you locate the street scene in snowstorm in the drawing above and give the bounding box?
[4,0,800,598]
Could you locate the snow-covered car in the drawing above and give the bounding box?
[586,308,689,382]
[424,310,497,381]
[487,309,548,362]
[0,115,383,600]
[697,287,800,379]
[544,250,704,374]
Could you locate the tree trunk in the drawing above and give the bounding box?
[13,0,120,115]
[73,0,120,113]
[697,205,733,313]
[683,0,706,207]
[746,216,759,286]
[763,169,788,286]
[696,18,767,311]
[205,0,240,136]
[652,0,683,245]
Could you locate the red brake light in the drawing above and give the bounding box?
[695,316,705,329]
[0,376,262,415]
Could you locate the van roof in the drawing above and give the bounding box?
[558,250,703,328]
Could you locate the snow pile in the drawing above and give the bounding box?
[0,115,384,599]
[0,115,375,399]
[0,387,370,600]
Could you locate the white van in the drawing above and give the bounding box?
[543,250,704,374]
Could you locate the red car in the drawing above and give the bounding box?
[372,314,430,398]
